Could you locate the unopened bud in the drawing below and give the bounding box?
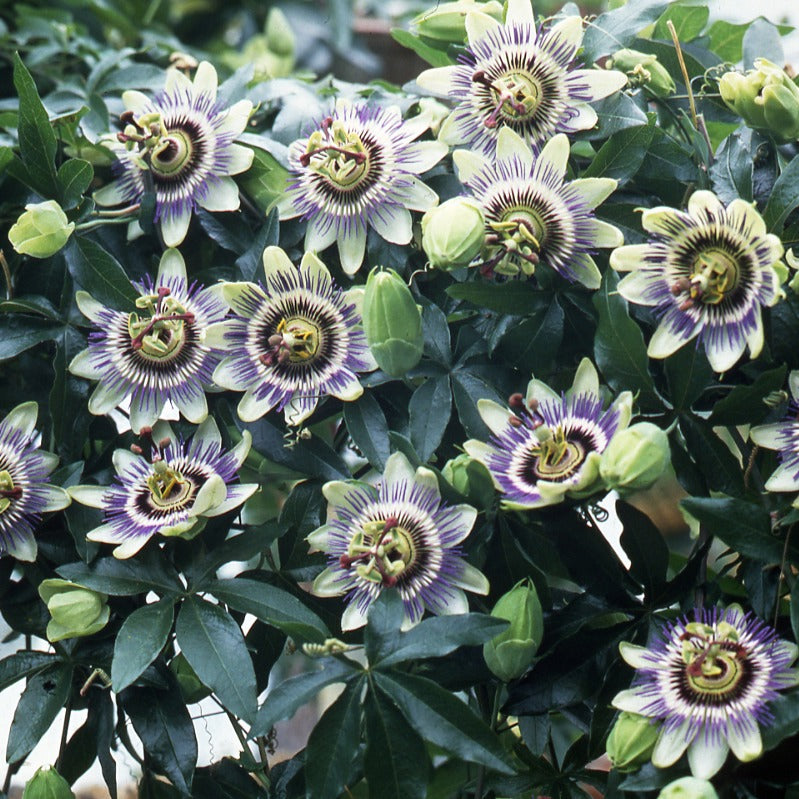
[170,652,211,704]
[442,453,495,508]
[657,777,719,799]
[22,766,75,799]
[422,197,486,270]
[606,711,660,772]
[38,579,110,643]
[607,49,675,97]
[362,268,424,377]
[599,422,670,496]
[412,0,503,44]
[483,579,543,682]
[9,201,75,259]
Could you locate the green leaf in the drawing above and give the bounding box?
[365,687,429,799]
[451,369,507,439]
[206,577,329,641]
[663,343,713,412]
[176,597,258,722]
[57,158,94,209]
[710,132,754,204]
[680,497,785,563]
[762,690,799,750]
[763,154,799,234]
[112,599,176,692]
[238,150,288,214]
[583,120,656,182]
[390,28,453,68]
[65,237,138,310]
[58,554,183,596]
[13,52,59,198]
[235,210,279,282]
[653,3,708,41]
[376,614,509,669]
[6,663,72,763]
[742,17,784,69]
[593,270,660,411]
[0,651,58,691]
[249,658,358,738]
[587,94,648,140]
[49,326,91,461]
[792,589,799,645]
[582,0,670,60]
[364,591,404,665]
[122,673,197,796]
[343,392,391,470]
[375,671,515,774]
[709,365,787,426]
[410,376,451,463]
[305,677,364,799]
[680,416,745,496]
[497,295,564,375]
[617,501,669,598]
[0,315,62,362]
[708,19,748,61]
[446,281,542,315]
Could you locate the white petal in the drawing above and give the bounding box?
[705,332,746,373]
[764,463,799,492]
[476,399,513,436]
[88,382,128,416]
[452,562,489,595]
[569,177,617,209]
[192,61,218,99]
[648,324,694,359]
[164,67,191,94]
[438,111,467,146]
[726,721,762,763]
[225,143,255,176]
[569,358,599,398]
[446,504,478,544]
[402,140,448,173]
[591,219,624,248]
[383,452,416,489]
[341,600,369,631]
[687,734,728,779]
[263,245,296,281]
[128,393,159,434]
[618,642,651,668]
[612,688,653,714]
[228,431,252,470]
[571,68,628,100]
[192,416,222,449]
[437,588,469,615]
[2,402,38,438]
[559,103,597,133]
[122,90,150,115]
[542,15,583,56]
[569,254,602,289]
[157,248,187,282]
[505,0,535,26]
[465,10,501,44]
[93,180,131,208]
[305,218,337,254]
[329,373,364,403]
[617,270,659,306]
[746,311,765,359]
[749,423,784,450]
[338,225,367,275]
[160,208,192,248]
[453,149,488,184]
[610,244,650,273]
[69,485,108,509]
[41,486,71,512]
[113,448,141,476]
[496,127,534,168]
[197,176,241,212]
[372,205,413,245]
[300,250,332,286]
[415,66,458,97]
[193,474,227,516]
[238,389,276,422]
[535,134,570,182]
[401,176,439,212]
[688,190,724,219]
[312,566,346,597]
[217,99,253,135]
[6,532,37,562]
[526,378,559,405]
[75,291,106,324]
[652,722,692,768]
[205,484,259,517]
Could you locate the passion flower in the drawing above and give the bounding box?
[613,606,799,779]
[464,358,632,509]
[307,452,489,630]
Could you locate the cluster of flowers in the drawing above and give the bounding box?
[6,0,799,788]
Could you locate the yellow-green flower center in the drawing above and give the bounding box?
[263,317,321,368]
[474,70,542,128]
[681,621,748,699]
[0,469,21,515]
[487,209,545,275]
[342,518,415,587]
[689,248,740,305]
[301,120,370,190]
[150,130,194,177]
[147,459,191,507]
[128,290,194,361]
[530,425,585,480]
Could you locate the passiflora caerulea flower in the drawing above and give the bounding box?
[94,61,253,247]
[464,359,632,509]
[454,127,622,284]
[750,370,799,501]
[611,190,785,373]
[278,98,447,274]
[416,0,627,155]
[307,452,489,631]
[209,246,376,426]
[69,419,258,559]
[69,249,227,433]
[0,402,70,562]
[613,606,799,779]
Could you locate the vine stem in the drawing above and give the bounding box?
[56,702,72,771]
[0,251,12,300]
[774,524,795,629]
[667,21,698,127]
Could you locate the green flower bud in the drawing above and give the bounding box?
[442,453,495,508]
[266,7,295,57]
[483,579,543,682]
[657,776,719,799]
[38,578,110,643]
[169,652,211,704]
[362,268,424,377]
[606,711,660,772]
[412,0,503,43]
[607,48,675,97]
[719,59,799,141]
[22,766,75,799]
[421,197,485,270]
[8,201,75,259]
[599,422,670,496]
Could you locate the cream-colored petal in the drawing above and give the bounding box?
[750,422,785,450]
[559,103,597,133]
[164,67,192,95]
[87,382,128,416]
[764,463,799,493]
[196,176,240,212]
[535,134,570,182]
[727,198,767,238]
[569,357,599,398]
[69,485,108,509]
[401,176,439,212]
[618,641,651,668]
[705,332,746,373]
[122,90,151,115]
[496,127,534,169]
[726,721,762,763]
[591,219,624,248]
[465,10,501,44]
[312,566,346,597]
[569,177,617,209]
[415,66,458,97]
[453,149,488,184]
[571,68,628,100]
[192,61,218,99]
[225,143,255,176]
[617,270,659,306]
[383,452,416,489]
[402,140,448,173]
[75,291,107,324]
[505,0,536,26]
[238,389,276,422]
[476,399,513,436]
[651,722,692,769]
[338,226,367,275]
[305,218,337,254]
[372,205,413,245]
[2,401,38,438]
[610,244,650,273]
[569,254,602,289]
[193,474,227,516]
[687,734,728,779]
[648,324,695,359]
[687,189,724,219]
[41,486,71,512]
[157,248,187,282]
[341,599,369,631]
[160,208,192,248]
[612,687,652,714]
[452,562,489,595]
[216,99,253,135]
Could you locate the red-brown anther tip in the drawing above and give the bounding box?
[353,152,366,164]
[117,132,129,143]
[299,153,311,167]
[339,554,353,568]
[509,392,524,408]
[322,116,333,129]
[527,398,539,412]
[130,444,143,454]
[472,70,486,83]
[157,286,171,297]
[139,426,153,437]
[131,338,143,350]
[158,437,171,449]
[383,576,398,587]
[184,312,195,324]
[120,110,135,124]
[0,486,23,499]
[679,299,694,312]
[508,416,523,427]
[383,516,399,532]
[670,283,682,296]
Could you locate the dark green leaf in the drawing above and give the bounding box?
[451,369,507,439]
[0,295,63,321]
[58,158,93,209]
[792,588,799,645]
[708,20,748,61]
[709,365,787,425]
[112,600,175,692]
[764,151,799,234]
[58,553,183,596]
[176,597,257,722]
[376,614,509,669]
[122,672,197,796]
[13,53,58,198]
[0,315,62,362]
[582,0,670,60]
[680,497,784,562]
[584,93,648,141]
[65,237,138,310]
[235,210,279,282]
[305,678,364,799]
[652,3,708,41]
[420,301,452,365]
[375,671,515,774]
[343,392,391,470]
[49,326,90,461]
[238,150,288,214]
[59,716,99,786]
[583,121,655,182]
[663,343,713,412]
[6,664,72,763]
[249,658,358,738]
[207,577,329,641]
[762,690,799,750]
[617,501,669,598]
[710,132,754,204]
[497,295,563,376]
[364,590,404,665]
[390,28,452,68]
[410,376,451,463]
[278,479,325,535]
[0,651,58,691]
[365,687,429,799]
[446,281,543,315]
[680,416,745,496]
[593,270,660,411]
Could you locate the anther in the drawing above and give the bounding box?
[0,487,22,500]
[130,444,143,455]
[509,393,525,409]
[509,416,523,427]
[679,298,695,312]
